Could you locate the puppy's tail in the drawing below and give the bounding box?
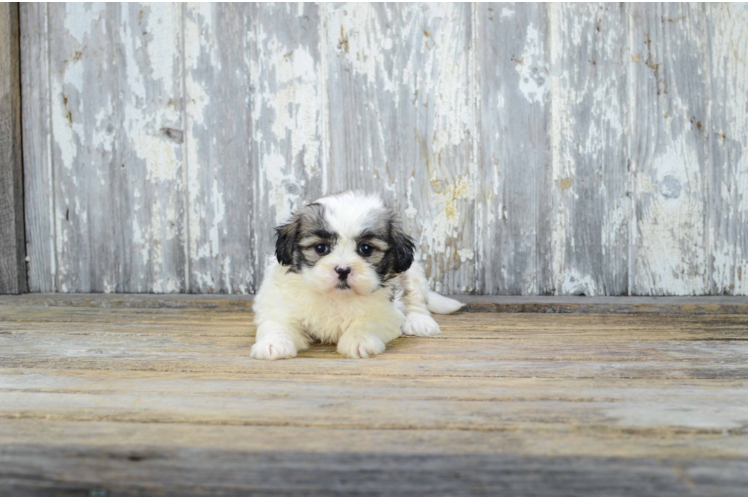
[427,291,465,315]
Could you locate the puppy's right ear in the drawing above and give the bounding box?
[388,211,416,274]
[275,218,297,266]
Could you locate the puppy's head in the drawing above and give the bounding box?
[275,191,415,295]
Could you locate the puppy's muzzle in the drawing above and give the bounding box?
[335,266,351,282]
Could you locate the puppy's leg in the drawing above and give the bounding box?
[251,320,309,361]
[337,330,386,359]
[400,262,441,337]
[338,317,401,359]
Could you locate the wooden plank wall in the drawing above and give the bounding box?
[0,2,26,294]
[19,3,748,295]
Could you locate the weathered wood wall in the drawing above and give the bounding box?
[0,2,26,294]
[19,3,748,295]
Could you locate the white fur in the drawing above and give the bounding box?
[426,291,465,315]
[251,192,465,360]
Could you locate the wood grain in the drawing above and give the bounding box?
[3,440,746,496]
[252,3,326,289]
[627,4,710,295]
[16,3,748,296]
[183,3,257,293]
[183,4,326,293]
[44,4,187,293]
[2,293,748,314]
[550,3,629,296]
[708,3,748,295]
[19,3,54,293]
[116,3,186,293]
[0,2,25,294]
[29,3,186,294]
[477,3,552,295]
[325,3,476,294]
[1,298,747,494]
[47,3,117,292]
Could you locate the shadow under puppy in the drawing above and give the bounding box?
[251,191,464,360]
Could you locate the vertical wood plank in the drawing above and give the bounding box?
[252,3,326,288]
[116,3,186,293]
[48,3,118,292]
[627,3,710,295]
[184,3,256,293]
[476,3,552,294]
[20,3,55,292]
[549,3,629,296]
[49,3,185,293]
[185,3,325,293]
[325,3,476,293]
[708,3,748,295]
[17,2,748,297]
[0,2,26,294]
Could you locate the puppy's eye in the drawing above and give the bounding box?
[314,243,330,255]
[357,244,373,257]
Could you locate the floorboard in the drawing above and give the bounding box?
[0,295,747,495]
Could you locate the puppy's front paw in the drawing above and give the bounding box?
[337,333,386,359]
[250,335,297,360]
[402,312,441,337]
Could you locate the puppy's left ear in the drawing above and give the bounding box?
[275,218,298,266]
[390,216,415,274]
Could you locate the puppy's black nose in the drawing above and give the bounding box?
[335,266,351,281]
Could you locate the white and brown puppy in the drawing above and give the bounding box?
[250,191,464,360]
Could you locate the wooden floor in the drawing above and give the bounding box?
[1,295,747,495]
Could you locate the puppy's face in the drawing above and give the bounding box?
[275,192,415,296]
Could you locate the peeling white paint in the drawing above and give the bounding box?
[602,203,628,251]
[457,248,475,262]
[630,4,711,295]
[624,5,710,296]
[91,106,114,156]
[253,28,322,213]
[560,270,597,296]
[145,4,180,89]
[28,3,748,296]
[262,152,302,223]
[548,4,630,296]
[501,7,515,19]
[63,3,105,44]
[634,135,706,294]
[516,25,549,104]
[330,4,395,93]
[184,3,213,283]
[419,175,473,255]
[209,177,225,257]
[50,84,78,172]
[139,131,180,182]
[710,3,748,295]
[423,4,472,152]
[115,3,184,293]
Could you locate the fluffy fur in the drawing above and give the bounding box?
[251,191,464,360]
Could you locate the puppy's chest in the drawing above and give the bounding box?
[297,298,370,341]
[297,292,402,343]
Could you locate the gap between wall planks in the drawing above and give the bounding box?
[18,3,748,296]
[0,2,26,295]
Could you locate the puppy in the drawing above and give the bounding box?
[250,191,464,360]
